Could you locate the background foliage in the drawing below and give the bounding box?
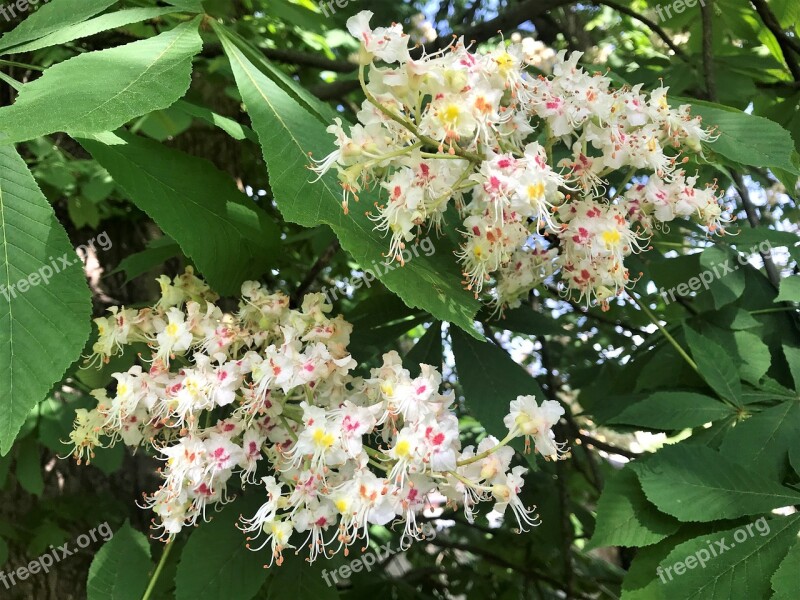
[0,0,798,598]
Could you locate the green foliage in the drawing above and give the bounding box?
[81,133,279,295]
[174,495,270,600]
[0,0,119,53]
[587,467,679,548]
[87,522,153,600]
[609,391,735,429]
[0,0,797,598]
[215,27,481,336]
[0,18,203,143]
[0,146,91,455]
[632,444,800,521]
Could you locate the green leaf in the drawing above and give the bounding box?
[771,537,800,599]
[775,276,800,303]
[657,514,800,600]
[262,552,338,600]
[719,402,800,480]
[0,18,203,144]
[109,238,181,284]
[216,24,338,125]
[610,391,734,429]
[215,28,480,336]
[0,0,119,54]
[632,444,800,522]
[484,307,563,336]
[67,196,101,229]
[783,345,800,390]
[133,105,192,142]
[0,146,92,454]
[450,327,544,455]
[699,246,745,309]
[15,436,43,496]
[684,326,742,404]
[725,227,799,252]
[403,322,443,370]
[683,101,800,175]
[87,521,153,600]
[175,494,270,600]
[4,7,177,54]
[80,133,279,296]
[167,0,204,11]
[733,330,771,385]
[586,468,679,549]
[174,100,257,142]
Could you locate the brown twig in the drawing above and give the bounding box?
[751,0,800,81]
[730,172,782,287]
[591,0,690,62]
[291,240,341,305]
[700,0,717,101]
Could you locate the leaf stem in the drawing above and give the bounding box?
[141,541,174,600]
[629,292,699,374]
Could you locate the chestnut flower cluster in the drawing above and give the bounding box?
[312,10,729,309]
[70,268,567,565]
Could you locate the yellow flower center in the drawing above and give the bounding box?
[395,440,411,458]
[312,428,334,449]
[496,52,514,74]
[440,104,462,126]
[602,230,622,246]
[166,323,179,337]
[527,182,545,201]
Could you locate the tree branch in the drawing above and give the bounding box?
[262,48,357,73]
[591,0,690,62]
[730,171,782,287]
[751,0,800,81]
[291,240,340,305]
[700,0,717,100]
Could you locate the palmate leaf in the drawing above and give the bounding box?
[0,0,119,53]
[609,391,735,429]
[684,325,742,405]
[81,133,280,296]
[86,522,152,600]
[450,327,545,458]
[0,18,203,144]
[262,553,339,600]
[657,514,800,600]
[215,27,481,336]
[0,146,92,455]
[672,98,800,177]
[771,537,800,599]
[174,495,271,600]
[586,467,680,549]
[719,401,800,481]
[4,7,178,54]
[631,444,800,522]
